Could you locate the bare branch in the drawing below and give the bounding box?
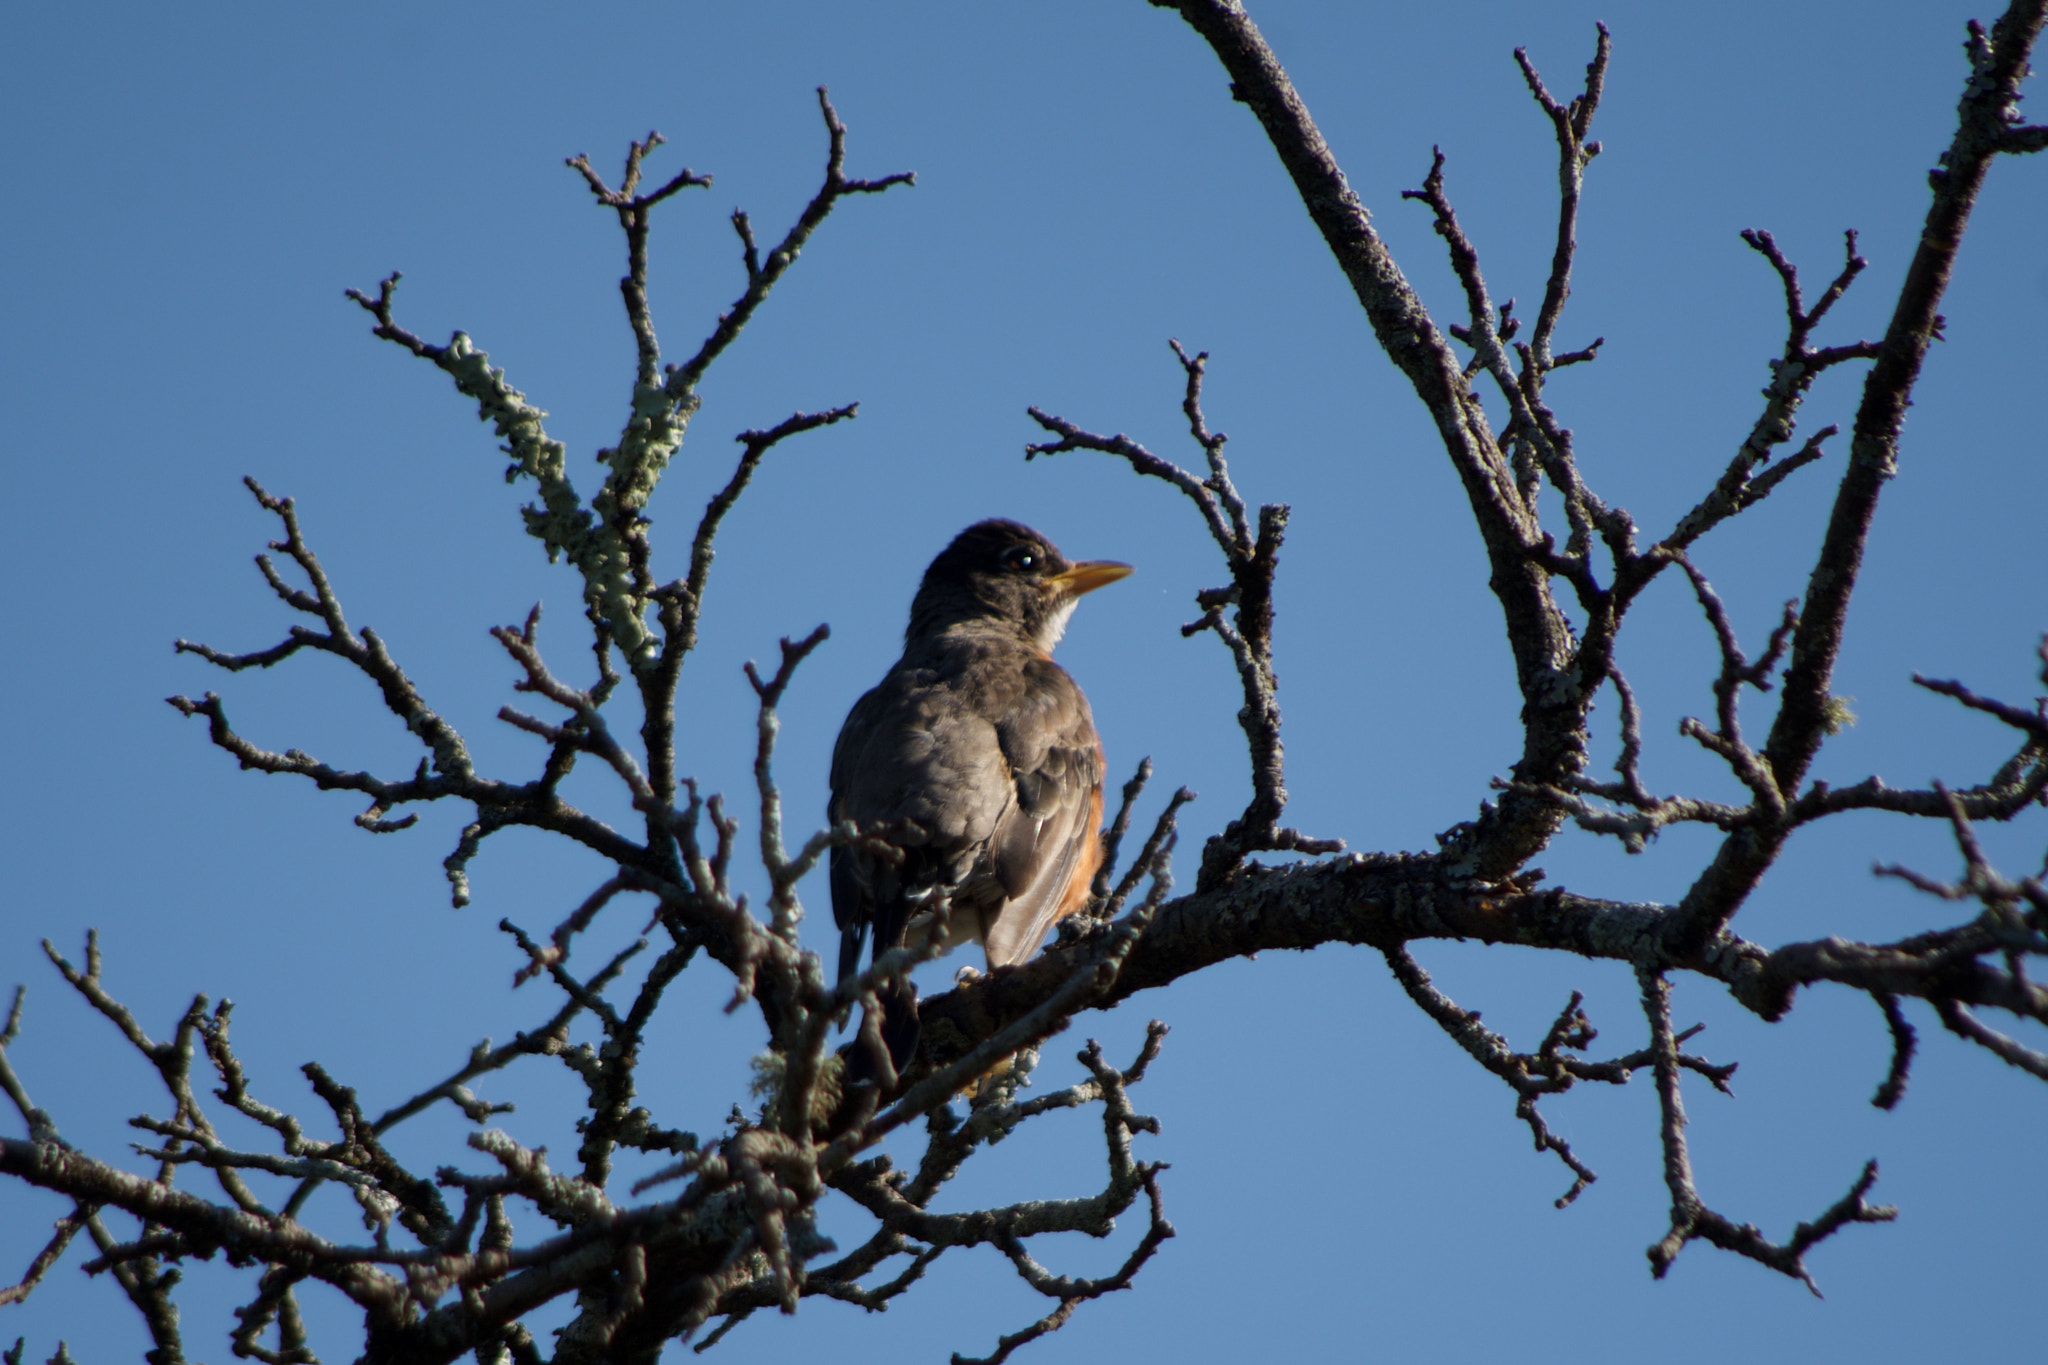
[665,90,913,401]
[1913,669,2048,746]
[1870,993,1918,1110]
[15,9,2048,1361]
[1514,24,1610,370]
[1639,967,1895,1289]
[1028,345,1339,888]
[1934,997,2048,1080]
[1152,0,1595,880]
[0,1206,87,1309]
[1700,0,2048,950]
[1657,225,1876,561]
[744,625,835,943]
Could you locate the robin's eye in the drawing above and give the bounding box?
[999,546,1039,573]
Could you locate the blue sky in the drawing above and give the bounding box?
[3,2,2045,1361]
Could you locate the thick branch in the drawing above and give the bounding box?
[1708,2,2048,938]
[920,849,2048,1060]
[1152,0,1582,878]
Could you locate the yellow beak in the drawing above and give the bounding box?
[1046,560,1133,597]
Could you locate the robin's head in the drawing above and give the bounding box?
[907,519,1131,651]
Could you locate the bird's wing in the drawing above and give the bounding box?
[829,682,886,983]
[982,655,1106,968]
[830,665,1013,980]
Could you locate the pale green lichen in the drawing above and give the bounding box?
[432,333,671,667]
[748,1050,844,1130]
[605,378,694,516]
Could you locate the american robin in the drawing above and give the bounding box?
[831,518,1130,1078]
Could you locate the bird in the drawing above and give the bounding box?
[830,518,1130,1082]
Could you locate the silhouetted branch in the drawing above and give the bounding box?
[9,7,2048,1361]
[1638,967,1895,1290]
[1028,342,1341,888]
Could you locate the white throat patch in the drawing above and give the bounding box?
[1034,595,1078,652]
